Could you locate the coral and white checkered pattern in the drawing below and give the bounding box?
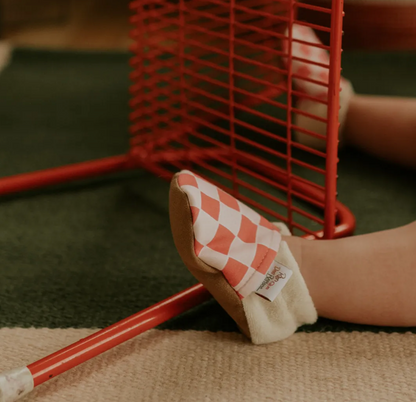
[283,24,347,100]
[178,170,282,299]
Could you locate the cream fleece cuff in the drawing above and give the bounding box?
[242,224,317,344]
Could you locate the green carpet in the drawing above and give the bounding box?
[0,49,415,335]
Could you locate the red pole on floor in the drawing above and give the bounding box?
[0,284,212,402]
[0,155,131,196]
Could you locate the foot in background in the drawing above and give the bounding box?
[283,24,355,150]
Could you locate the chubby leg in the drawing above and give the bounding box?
[344,95,416,169]
[285,221,416,326]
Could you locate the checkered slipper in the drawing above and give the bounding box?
[283,24,355,150]
[169,170,317,344]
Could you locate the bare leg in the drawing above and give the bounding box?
[344,95,416,169]
[284,221,416,326]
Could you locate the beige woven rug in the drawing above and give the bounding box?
[1,328,415,401]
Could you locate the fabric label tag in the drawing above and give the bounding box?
[255,261,292,302]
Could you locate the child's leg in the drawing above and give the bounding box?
[344,95,416,169]
[285,221,416,326]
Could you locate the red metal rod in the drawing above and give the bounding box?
[27,284,211,387]
[323,0,344,239]
[0,155,131,197]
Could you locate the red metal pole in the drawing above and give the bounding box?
[285,0,295,233]
[0,155,131,196]
[323,0,344,239]
[27,283,211,387]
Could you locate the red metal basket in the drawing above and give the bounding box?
[128,0,354,239]
[0,0,354,240]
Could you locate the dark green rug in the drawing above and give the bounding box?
[0,49,415,334]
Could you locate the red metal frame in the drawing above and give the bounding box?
[0,0,355,396]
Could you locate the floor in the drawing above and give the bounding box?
[2,0,132,50]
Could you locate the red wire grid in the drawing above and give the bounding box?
[0,0,354,240]
[127,0,353,238]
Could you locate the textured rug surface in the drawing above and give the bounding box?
[1,328,415,402]
[0,49,415,401]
